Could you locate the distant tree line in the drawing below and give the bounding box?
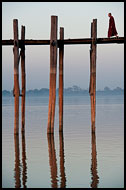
[2,85,124,96]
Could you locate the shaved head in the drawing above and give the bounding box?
[108,13,112,17]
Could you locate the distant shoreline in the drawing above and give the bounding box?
[2,85,124,96]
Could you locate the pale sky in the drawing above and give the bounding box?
[2,2,124,90]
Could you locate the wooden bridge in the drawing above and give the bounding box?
[2,15,124,135]
[2,37,124,46]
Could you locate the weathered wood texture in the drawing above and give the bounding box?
[63,37,124,45]
[47,16,58,133]
[2,37,124,46]
[20,26,26,132]
[13,19,20,135]
[89,22,93,95]
[59,28,64,132]
[89,19,97,133]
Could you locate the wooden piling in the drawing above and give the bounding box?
[20,26,26,132]
[47,16,58,133]
[13,19,20,135]
[89,22,93,95]
[59,27,64,132]
[89,19,97,133]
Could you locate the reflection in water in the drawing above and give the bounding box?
[47,134,58,188]
[90,131,99,188]
[14,132,27,188]
[14,134,21,188]
[21,132,27,188]
[59,132,66,188]
[47,133,67,188]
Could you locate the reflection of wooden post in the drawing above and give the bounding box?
[47,16,58,134]
[47,134,58,188]
[13,19,20,135]
[59,27,64,132]
[59,132,66,188]
[89,19,97,133]
[91,132,99,188]
[20,26,26,132]
[21,132,27,188]
[14,134,21,188]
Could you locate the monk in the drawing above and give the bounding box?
[108,13,118,38]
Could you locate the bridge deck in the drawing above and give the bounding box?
[2,37,124,46]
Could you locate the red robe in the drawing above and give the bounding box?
[108,16,118,37]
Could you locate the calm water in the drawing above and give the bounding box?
[2,94,124,188]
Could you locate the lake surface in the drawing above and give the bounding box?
[2,94,124,188]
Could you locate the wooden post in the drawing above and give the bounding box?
[13,19,20,135]
[47,16,58,133]
[59,27,64,132]
[92,19,97,128]
[89,22,93,95]
[90,132,99,188]
[89,19,97,133]
[20,26,26,132]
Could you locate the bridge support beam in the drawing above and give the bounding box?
[59,27,64,132]
[47,16,58,133]
[20,26,26,133]
[89,19,97,133]
[13,19,20,135]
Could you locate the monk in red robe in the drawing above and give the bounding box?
[108,13,118,38]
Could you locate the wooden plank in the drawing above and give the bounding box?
[2,37,124,46]
[2,39,50,46]
[96,37,124,44]
[2,39,14,45]
[47,16,58,133]
[13,19,20,135]
[63,37,124,44]
[59,27,64,132]
[20,26,26,132]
